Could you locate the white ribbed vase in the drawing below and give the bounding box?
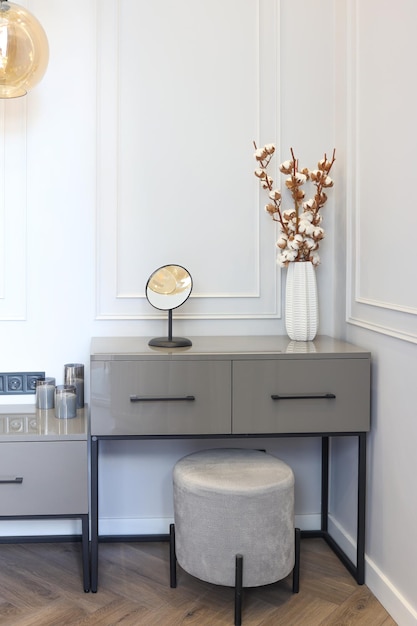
[285,261,318,341]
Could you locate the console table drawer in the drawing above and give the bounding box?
[232,358,370,434]
[0,441,88,516]
[91,360,231,435]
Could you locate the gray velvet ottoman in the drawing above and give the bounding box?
[169,448,300,625]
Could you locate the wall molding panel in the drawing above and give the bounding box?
[345,0,417,344]
[0,101,27,321]
[96,0,281,320]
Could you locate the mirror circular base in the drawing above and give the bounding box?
[148,337,192,348]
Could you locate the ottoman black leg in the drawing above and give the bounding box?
[235,553,243,625]
[292,527,301,593]
[169,523,177,588]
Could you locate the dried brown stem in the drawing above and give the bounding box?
[289,147,301,232]
[254,140,288,235]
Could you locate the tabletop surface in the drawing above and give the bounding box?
[91,335,371,360]
[0,405,88,442]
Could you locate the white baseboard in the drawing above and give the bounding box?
[0,513,327,538]
[0,518,82,537]
[328,515,417,626]
[99,517,173,536]
[365,555,417,626]
[327,514,356,561]
[295,514,321,531]
[97,513,322,536]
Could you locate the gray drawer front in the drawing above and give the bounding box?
[232,358,370,434]
[91,360,231,435]
[0,441,88,516]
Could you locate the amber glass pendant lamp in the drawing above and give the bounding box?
[0,0,49,98]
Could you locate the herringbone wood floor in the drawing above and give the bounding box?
[0,538,397,625]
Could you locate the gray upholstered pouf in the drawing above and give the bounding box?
[173,448,295,588]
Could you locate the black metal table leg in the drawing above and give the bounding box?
[81,514,90,592]
[321,436,329,533]
[356,432,366,584]
[318,433,366,585]
[91,436,99,592]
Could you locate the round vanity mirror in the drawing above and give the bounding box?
[146,264,193,348]
[146,265,192,311]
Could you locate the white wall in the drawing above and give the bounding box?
[0,0,416,624]
[333,2,417,624]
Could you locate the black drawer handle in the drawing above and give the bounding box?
[271,393,336,400]
[130,395,195,403]
[0,476,23,484]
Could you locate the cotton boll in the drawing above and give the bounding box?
[280,160,293,174]
[312,227,325,240]
[298,215,315,235]
[282,209,295,221]
[310,251,321,266]
[276,252,288,267]
[294,173,307,185]
[254,148,267,160]
[300,211,313,222]
[283,249,298,262]
[318,158,332,172]
[269,189,281,200]
[304,222,316,236]
[288,234,304,250]
[264,204,277,217]
[276,234,288,249]
[304,237,317,250]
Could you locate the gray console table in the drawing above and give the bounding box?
[90,335,371,593]
[0,405,90,592]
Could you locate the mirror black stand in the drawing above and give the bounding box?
[148,309,192,348]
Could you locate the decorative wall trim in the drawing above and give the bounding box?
[95,0,281,320]
[345,0,417,344]
[0,101,27,321]
[346,316,417,346]
[355,296,417,316]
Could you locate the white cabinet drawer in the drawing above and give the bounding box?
[232,358,370,434]
[91,360,231,435]
[0,441,88,516]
